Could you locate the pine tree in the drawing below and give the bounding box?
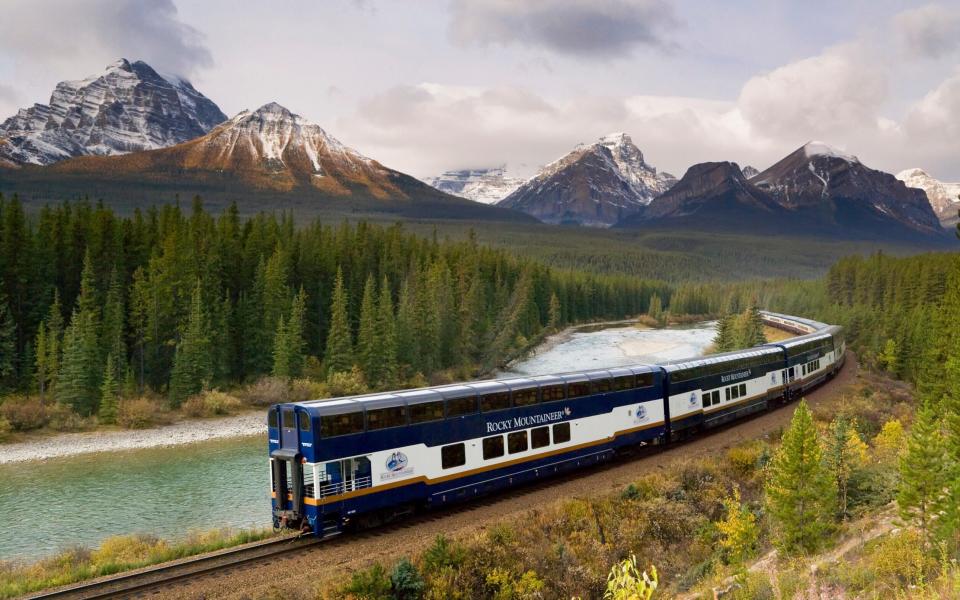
[395,279,417,377]
[35,322,50,400]
[272,288,307,379]
[99,354,119,424]
[765,400,835,554]
[647,293,663,325]
[825,416,868,520]
[43,291,64,397]
[877,338,898,374]
[373,276,398,387]
[713,314,735,352]
[897,401,948,549]
[0,296,15,393]
[356,274,379,383]
[169,281,212,405]
[742,304,767,347]
[57,308,101,415]
[547,291,562,330]
[101,268,126,380]
[324,267,353,377]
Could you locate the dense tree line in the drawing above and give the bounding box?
[0,195,668,415]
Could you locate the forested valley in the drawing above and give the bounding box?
[0,195,666,427]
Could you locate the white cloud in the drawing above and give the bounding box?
[448,0,679,58]
[0,0,212,79]
[893,4,960,59]
[737,44,887,142]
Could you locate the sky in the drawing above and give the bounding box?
[1,0,958,180]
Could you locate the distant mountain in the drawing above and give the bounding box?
[896,168,960,227]
[616,161,791,230]
[0,59,226,165]
[742,165,760,179]
[424,166,525,204]
[750,142,944,238]
[617,143,948,242]
[0,102,532,223]
[497,133,675,227]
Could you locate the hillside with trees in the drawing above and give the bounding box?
[0,194,666,424]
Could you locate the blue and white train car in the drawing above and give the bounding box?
[269,365,666,535]
[269,312,847,537]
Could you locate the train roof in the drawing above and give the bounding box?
[292,363,660,414]
[760,310,828,332]
[659,345,782,373]
[777,330,834,349]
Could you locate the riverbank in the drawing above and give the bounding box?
[0,411,265,465]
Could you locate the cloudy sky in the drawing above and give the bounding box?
[1,0,959,180]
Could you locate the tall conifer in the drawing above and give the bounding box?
[169,281,212,405]
[765,400,835,553]
[324,267,353,377]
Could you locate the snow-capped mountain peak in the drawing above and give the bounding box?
[497,133,676,226]
[896,167,960,226]
[0,58,226,165]
[424,166,525,204]
[802,141,859,163]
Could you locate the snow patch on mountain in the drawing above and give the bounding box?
[802,141,859,163]
[424,166,525,204]
[896,168,960,225]
[0,59,226,165]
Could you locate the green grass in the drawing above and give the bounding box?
[0,529,275,599]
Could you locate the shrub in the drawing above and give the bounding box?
[0,416,11,442]
[725,442,765,479]
[46,403,86,432]
[242,377,289,407]
[390,558,425,600]
[90,534,168,568]
[289,378,327,402]
[326,367,368,397]
[117,398,164,429]
[182,390,242,417]
[0,397,47,431]
[422,535,466,574]
[726,571,774,600]
[340,562,391,599]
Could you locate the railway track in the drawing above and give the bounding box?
[23,535,324,600]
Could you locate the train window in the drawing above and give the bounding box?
[612,375,635,391]
[592,378,612,394]
[713,390,721,405]
[298,412,311,432]
[283,409,295,428]
[566,381,592,399]
[738,383,746,397]
[725,388,731,401]
[702,391,711,408]
[731,386,740,400]
[367,406,407,430]
[409,401,444,424]
[481,392,511,412]
[512,387,539,406]
[268,409,278,428]
[446,395,477,418]
[508,431,528,454]
[482,435,504,460]
[441,443,466,469]
[321,411,364,437]
[541,385,565,403]
[636,372,654,388]
[553,422,571,444]
[531,426,550,449]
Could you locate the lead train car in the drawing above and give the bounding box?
[269,314,845,536]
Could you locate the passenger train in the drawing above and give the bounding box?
[268,311,845,537]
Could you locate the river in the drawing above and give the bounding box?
[0,321,715,561]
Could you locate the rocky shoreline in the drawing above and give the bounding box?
[0,411,266,464]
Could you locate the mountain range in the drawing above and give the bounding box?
[0,59,954,241]
[497,133,676,226]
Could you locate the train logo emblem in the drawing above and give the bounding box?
[771,372,777,384]
[563,407,572,417]
[689,392,698,407]
[634,404,648,423]
[386,452,408,472]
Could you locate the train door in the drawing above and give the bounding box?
[340,456,372,493]
[280,407,299,448]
